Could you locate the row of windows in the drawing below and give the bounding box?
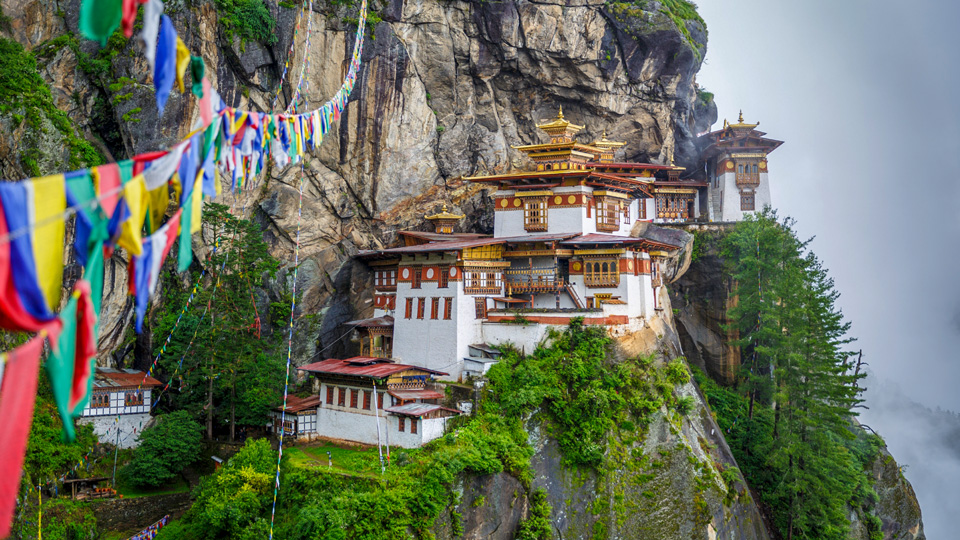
[463,270,502,294]
[91,391,144,408]
[375,269,397,288]
[409,267,449,289]
[398,416,418,434]
[404,297,454,320]
[523,197,548,232]
[325,386,385,410]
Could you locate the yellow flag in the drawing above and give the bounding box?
[190,170,203,233]
[146,184,170,234]
[175,37,191,93]
[30,174,66,311]
[117,175,148,256]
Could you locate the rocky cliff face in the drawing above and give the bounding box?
[0,0,715,363]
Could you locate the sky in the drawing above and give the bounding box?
[694,0,960,533]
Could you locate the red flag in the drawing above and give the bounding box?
[0,202,62,333]
[68,280,98,413]
[0,329,59,538]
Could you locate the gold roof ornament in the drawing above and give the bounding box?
[425,204,464,221]
[536,106,585,142]
[591,130,626,150]
[728,109,759,130]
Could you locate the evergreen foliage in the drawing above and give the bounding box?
[153,203,284,439]
[711,210,874,539]
[123,411,203,488]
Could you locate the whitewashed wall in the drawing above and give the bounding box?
[79,413,154,449]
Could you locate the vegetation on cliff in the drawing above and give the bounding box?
[701,210,882,540]
[0,37,103,175]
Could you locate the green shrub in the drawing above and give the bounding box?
[216,0,279,47]
[123,411,203,488]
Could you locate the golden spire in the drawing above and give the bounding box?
[558,104,564,119]
[424,204,464,221]
[738,109,744,123]
[728,110,759,130]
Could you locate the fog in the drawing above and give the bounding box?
[694,0,960,535]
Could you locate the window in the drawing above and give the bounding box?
[463,268,502,295]
[595,196,620,232]
[738,164,743,174]
[753,164,758,174]
[363,391,371,410]
[376,269,397,290]
[443,297,453,320]
[92,393,109,408]
[411,267,422,289]
[405,298,413,319]
[410,418,418,434]
[377,392,384,410]
[399,417,406,432]
[584,258,620,287]
[475,297,488,319]
[622,201,630,224]
[523,197,548,232]
[326,386,334,405]
[638,199,647,220]
[337,387,346,407]
[431,297,440,319]
[417,298,425,319]
[125,391,143,406]
[438,266,449,289]
[740,193,755,211]
[350,389,359,408]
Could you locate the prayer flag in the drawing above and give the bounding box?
[154,15,177,114]
[199,77,212,127]
[141,0,164,74]
[117,175,148,256]
[47,281,97,441]
[0,182,58,325]
[121,0,137,37]
[0,198,56,332]
[190,57,205,98]
[79,0,122,46]
[30,175,67,312]
[0,331,57,538]
[175,37,190,93]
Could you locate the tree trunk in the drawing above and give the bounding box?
[206,362,214,440]
[230,370,236,442]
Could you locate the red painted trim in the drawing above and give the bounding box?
[486,315,629,325]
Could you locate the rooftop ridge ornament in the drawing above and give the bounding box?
[535,106,585,142]
[728,109,760,129]
[425,204,464,234]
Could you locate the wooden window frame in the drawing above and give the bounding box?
[638,198,647,220]
[464,269,502,295]
[399,417,406,432]
[410,418,418,434]
[438,266,449,289]
[92,393,109,408]
[584,258,621,288]
[125,391,144,407]
[475,297,488,319]
[363,391,371,410]
[405,297,413,319]
[431,297,440,319]
[326,386,334,405]
[350,389,359,408]
[740,193,756,211]
[377,391,384,410]
[417,297,426,319]
[523,197,548,232]
[595,196,620,232]
[411,267,422,289]
[443,297,453,320]
[337,387,346,407]
[622,201,630,224]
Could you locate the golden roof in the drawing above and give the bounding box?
[535,106,585,133]
[425,204,464,221]
[591,131,626,149]
[725,110,759,130]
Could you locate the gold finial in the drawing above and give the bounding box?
[738,110,744,123]
[442,204,448,212]
[558,105,564,119]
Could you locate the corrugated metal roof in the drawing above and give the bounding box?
[388,389,445,401]
[398,231,490,243]
[298,357,448,378]
[468,343,502,355]
[384,403,462,417]
[274,395,321,413]
[92,368,162,388]
[561,233,646,245]
[344,316,394,328]
[357,233,578,257]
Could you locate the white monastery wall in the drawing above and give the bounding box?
[79,412,154,449]
[316,406,385,446]
[755,172,772,212]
